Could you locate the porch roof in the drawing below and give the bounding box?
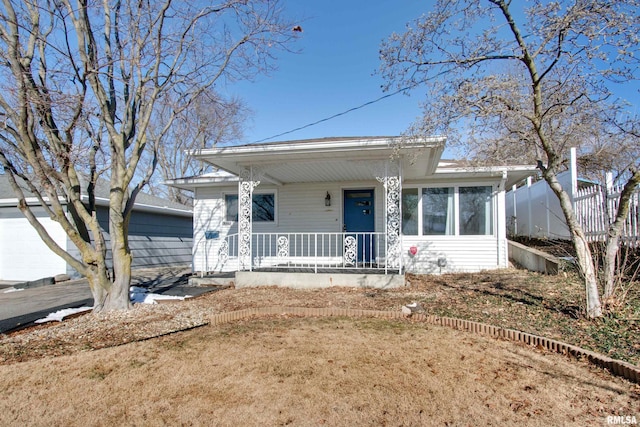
[186,136,446,186]
[166,136,538,190]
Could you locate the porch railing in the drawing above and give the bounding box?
[196,232,400,275]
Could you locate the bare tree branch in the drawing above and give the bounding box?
[380,0,640,317]
[0,0,297,311]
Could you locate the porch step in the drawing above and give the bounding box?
[235,271,405,290]
[188,273,235,288]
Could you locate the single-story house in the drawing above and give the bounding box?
[0,174,193,281]
[166,136,537,288]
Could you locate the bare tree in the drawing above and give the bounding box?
[0,0,295,311]
[599,117,640,301]
[380,0,640,317]
[144,89,250,205]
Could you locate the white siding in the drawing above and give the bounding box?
[277,182,384,233]
[402,237,499,274]
[193,177,509,274]
[400,177,508,273]
[0,216,68,281]
[193,186,228,272]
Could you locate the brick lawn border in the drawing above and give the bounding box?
[210,306,640,385]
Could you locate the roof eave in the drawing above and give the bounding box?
[164,176,239,191]
[432,165,538,188]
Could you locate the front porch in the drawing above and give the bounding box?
[196,231,402,274]
[192,230,407,290]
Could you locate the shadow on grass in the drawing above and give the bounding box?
[422,272,586,321]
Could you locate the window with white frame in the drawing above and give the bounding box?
[402,188,419,235]
[459,186,493,235]
[225,193,275,222]
[422,187,454,235]
[401,185,493,236]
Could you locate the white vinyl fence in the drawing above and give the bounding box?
[574,183,640,247]
[506,172,573,239]
[506,148,640,247]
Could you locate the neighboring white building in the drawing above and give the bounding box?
[0,175,193,281]
[167,136,536,285]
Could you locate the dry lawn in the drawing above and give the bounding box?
[0,267,639,426]
[1,316,638,426]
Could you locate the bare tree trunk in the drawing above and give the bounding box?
[544,171,602,318]
[93,211,132,311]
[105,235,133,311]
[602,235,620,302]
[602,169,640,300]
[86,265,113,312]
[573,232,602,318]
[97,168,134,311]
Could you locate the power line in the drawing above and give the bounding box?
[252,84,418,143]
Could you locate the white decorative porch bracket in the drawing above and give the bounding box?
[377,160,402,271]
[238,168,260,270]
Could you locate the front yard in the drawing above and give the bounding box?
[0,267,638,425]
[1,268,638,366]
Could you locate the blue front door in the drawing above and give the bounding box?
[343,189,375,262]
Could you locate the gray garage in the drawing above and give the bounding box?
[0,174,192,281]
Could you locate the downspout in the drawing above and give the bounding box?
[498,170,508,268]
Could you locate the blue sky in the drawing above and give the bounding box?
[227,0,427,144]
[226,1,639,148]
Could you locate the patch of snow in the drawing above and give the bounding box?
[32,287,191,326]
[129,286,190,305]
[35,307,93,324]
[3,287,24,293]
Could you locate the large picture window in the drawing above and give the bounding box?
[401,185,494,236]
[225,193,275,222]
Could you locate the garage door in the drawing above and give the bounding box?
[0,217,68,281]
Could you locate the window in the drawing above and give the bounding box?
[401,185,494,236]
[225,193,275,222]
[422,187,454,235]
[225,194,239,222]
[402,188,419,235]
[252,194,275,222]
[459,186,492,235]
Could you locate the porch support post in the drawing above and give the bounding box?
[377,160,402,273]
[238,167,260,271]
